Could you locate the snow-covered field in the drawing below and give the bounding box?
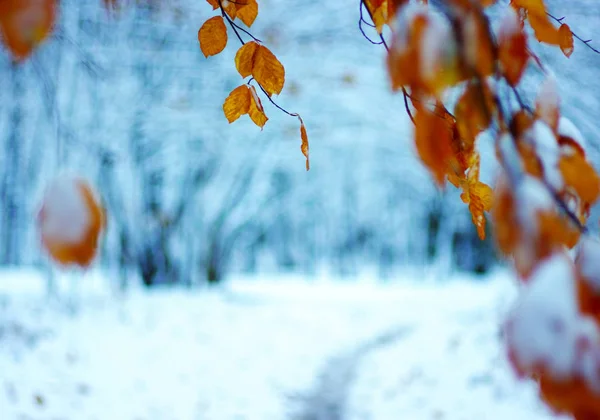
[0,269,569,420]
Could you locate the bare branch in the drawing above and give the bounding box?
[547,12,600,54]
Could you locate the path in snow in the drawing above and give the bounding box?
[292,325,413,420]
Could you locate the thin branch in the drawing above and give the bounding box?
[229,19,261,43]
[547,12,600,54]
[401,87,415,125]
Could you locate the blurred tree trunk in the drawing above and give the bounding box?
[1,63,24,265]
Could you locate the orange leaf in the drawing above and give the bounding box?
[223,85,251,123]
[38,176,106,268]
[198,16,228,58]
[252,45,285,96]
[414,108,454,186]
[248,85,268,128]
[454,81,493,144]
[559,23,574,57]
[498,9,529,86]
[0,0,57,61]
[235,41,259,78]
[559,153,600,205]
[528,13,560,45]
[205,0,219,10]
[463,11,495,77]
[220,0,237,19]
[510,0,546,16]
[236,0,258,27]
[298,116,310,171]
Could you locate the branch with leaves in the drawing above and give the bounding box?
[198,0,310,170]
[359,0,600,417]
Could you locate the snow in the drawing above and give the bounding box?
[0,268,572,419]
[504,253,580,380]
[576,236,600,291]
[558,117,587,154]
[527,121,563,190]
[38,175,91,245]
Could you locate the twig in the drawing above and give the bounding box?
[547,12,600,54]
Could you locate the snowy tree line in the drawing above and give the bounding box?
[0,0,504,286]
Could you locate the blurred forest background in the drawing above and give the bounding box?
[1,0,598,287]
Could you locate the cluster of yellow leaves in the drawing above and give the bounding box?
[0,0,57,61]
[198,0,309,170]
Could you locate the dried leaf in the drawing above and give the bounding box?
[253,45,285,96]
[205,0,219,10]
[510,0,546,16]
[559,23,574,57]
[221,0,237,19]
[198,16,228,58]
[528,13,560,45]
[223,85,251,123]
[414,108,454,186]
[463,11,495,77]
[235,41,259,78]
[498,9,529,86]
[298,116,310,171]
[236,0,258,27]
[455,81,493,144]
[559,153,600,205]
[248,85,268,128]
[0,0,57,61]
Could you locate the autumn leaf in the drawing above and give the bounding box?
[458,155,493,240]
[528,13,560,45]
[414,108,454,186]
[364,0,389,34]
[235,41,259,78]
[205,0,219,10]
[463,11,495,77]
[38,176,106,268]
[248,85,268,128]
[297,116,310,171]
[223,85,252,123]
[198,16,228,58]
[0,0,57,61]
[559,152,600,205]
[498,9,529,86]
[559,24,574,57]
[253,45,285,96]
[510,0,547,16]
[454,81,493,145]
[236,0,258,27]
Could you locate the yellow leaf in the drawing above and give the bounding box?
[221,0,237,19]
[253,45,285,96]
[559,24,574,57]
[198,16,228,58]
[248,85,268,128]
[236,0,258,27]
[223,85,251,123]
[235,41,259,78]
[511,0,546,16]
[498,10,529,86]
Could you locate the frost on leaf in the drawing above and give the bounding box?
[223,85,251,123]
[37,176,105,268]
[0,0,57,61]
[387,4,462,97]
[535,77,560,133]
[198,16,228,58]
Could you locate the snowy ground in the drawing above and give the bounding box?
[0,269,569,420]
